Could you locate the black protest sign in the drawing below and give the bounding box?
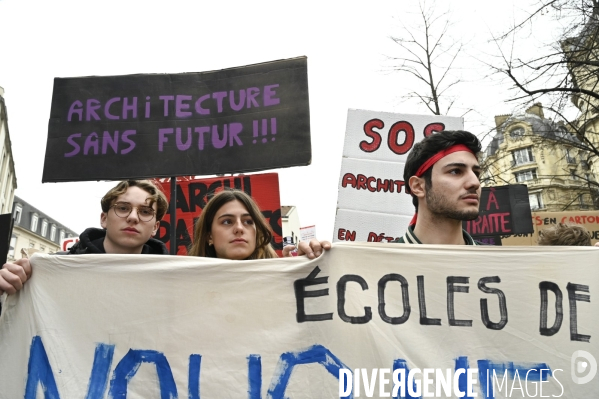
[42,57,311,182]
[464,184,533,237]
[0,213,14,265]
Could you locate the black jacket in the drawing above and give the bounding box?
[64,228,168,255]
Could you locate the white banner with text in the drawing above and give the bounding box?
[0,244,597,398]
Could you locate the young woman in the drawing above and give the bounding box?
[188,190,278,260]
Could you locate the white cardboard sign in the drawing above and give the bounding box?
[300,225,316,242]
[342,109,464,162]
[334,109,464,242]
[334,208,411,243]
[337,158,412,214]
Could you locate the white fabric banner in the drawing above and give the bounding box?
[0,244,597,398]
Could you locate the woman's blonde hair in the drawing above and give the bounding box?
[188,189,278,259]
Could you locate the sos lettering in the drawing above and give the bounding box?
[360,120,445,154]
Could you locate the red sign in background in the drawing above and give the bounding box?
[156,173,282,255]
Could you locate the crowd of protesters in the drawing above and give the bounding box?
[1,130,595,297]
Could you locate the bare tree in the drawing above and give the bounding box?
[479,1,599,209]
[388,0,465,116]
[491,0,599,152]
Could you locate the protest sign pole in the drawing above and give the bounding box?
[169,177,177,255]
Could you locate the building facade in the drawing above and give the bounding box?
[563,8,599,178]
[0,86,17,215]
[8,196,78,261]
[281,205,301,246]
[483,104,597,211]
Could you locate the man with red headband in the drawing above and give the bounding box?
[395,130,482,245]
[295,130,482,257]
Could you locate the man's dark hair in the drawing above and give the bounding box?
[404,130,482,210]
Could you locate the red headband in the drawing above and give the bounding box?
[408,144,475,226]
[413,144,473,177]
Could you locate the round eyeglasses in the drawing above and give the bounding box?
[111,202,156,222]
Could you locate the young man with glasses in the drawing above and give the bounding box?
[0,180,169,296]
[68,180,169,255]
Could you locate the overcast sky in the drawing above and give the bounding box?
[0,0,557,240]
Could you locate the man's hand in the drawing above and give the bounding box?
[0,259,32,295]
[292,239,332,259]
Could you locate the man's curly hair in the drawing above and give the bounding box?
[537,223,592,246]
